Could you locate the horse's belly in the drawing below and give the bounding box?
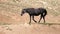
[33,13,40,16]
[30,12,40,16]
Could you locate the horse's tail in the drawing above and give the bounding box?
[44,10,47,16]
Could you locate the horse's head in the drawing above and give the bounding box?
[21,9,26,16]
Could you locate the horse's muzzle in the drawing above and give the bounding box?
[21,14,22,16]
[21,13,23,16]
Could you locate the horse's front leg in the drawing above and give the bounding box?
[32,16,37,23]
[29,15,32,24]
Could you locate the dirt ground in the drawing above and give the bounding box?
[0,24,60,34]
[0,0,60,34]
[0,11,60,34]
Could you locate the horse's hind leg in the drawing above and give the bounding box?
[38,14,43,23]
[32,16,37,23]
[42,16,45,23]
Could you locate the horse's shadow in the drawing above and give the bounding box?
[38,23,60,26]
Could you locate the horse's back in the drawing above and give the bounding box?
[22,8,47,16]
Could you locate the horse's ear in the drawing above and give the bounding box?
[24,9,28,12]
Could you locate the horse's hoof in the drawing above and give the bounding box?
[35,22,37,23]
[29,23,31,25]
[35,21,37,23]
[38,22,40,24]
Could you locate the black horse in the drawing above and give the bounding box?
[21,8,47,24]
